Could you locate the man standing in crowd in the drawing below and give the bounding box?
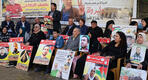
[48,3,61,32]
[62,17,77,36]
[1,15,15,36]
[16,15,30,34]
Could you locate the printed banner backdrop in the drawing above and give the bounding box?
[83,55,110,80]
[33,40,56,65]
[2,0,51,18]
[0,42,9,66]
[57,0,133,26]
[120,67,147,80]
[79,35,90,52]
[50,49,75,80]
[16,45,33,71]
[111,25,137,50]
[130,43,146,66]
[8,37,23,61]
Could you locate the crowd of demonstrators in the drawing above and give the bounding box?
[0,2,148,80]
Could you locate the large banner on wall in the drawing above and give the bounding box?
[2,0,51,18]
[57,0,133,26]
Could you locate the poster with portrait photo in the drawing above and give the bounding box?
[111,25,137,50]
[16,45,32,71]
[120,67,147,80]
[130,44,147,66]
[79,35,90,52]
[83,55,110,80]
[33,40,56,65]
[50,49,75,80]
[0,42,9,66]
[8,37,23,61]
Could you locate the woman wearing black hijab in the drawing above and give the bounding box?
[141,17,148,31]
[103,20,115,38]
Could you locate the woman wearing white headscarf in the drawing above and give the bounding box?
[126,32,148,70]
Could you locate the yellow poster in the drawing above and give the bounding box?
[2,0,51,18]
[0,42,9,66]
[33,40,56,65]
[16,45,33,71]
[8,37,23,61]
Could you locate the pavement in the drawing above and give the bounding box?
[0,66,80,80]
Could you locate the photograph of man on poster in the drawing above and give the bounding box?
[36,45,50,60]
[84,67,99,80]
[132,47,142,62]
[12,42,19,54]
[80,35,89,52]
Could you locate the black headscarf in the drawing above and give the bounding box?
[104,20,115,38]
[142,17,148,30]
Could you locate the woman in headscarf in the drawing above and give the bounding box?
[126,32,148,70]
[103,20,115,38]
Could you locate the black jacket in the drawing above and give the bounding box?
[103,29,112,38]
[28,31,46,48]
[62,23,77,36]
[87,27,103,41]
[101,41,127,68]
[1,20,15,33]
[48,10,61,31]
[0,32,11,42]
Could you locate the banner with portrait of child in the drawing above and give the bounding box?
[33,40,56,65]
[120,67,147,80]
[83,55,110,80]
[0,42,9,66]
[8,37,23,61]
[16,45,33,71]
[2,0,51,18]
[50,49,75,80]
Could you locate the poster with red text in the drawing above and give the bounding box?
[8,37,23,61]
[83,55,110,80]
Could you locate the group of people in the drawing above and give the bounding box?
[0,2,148,80]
